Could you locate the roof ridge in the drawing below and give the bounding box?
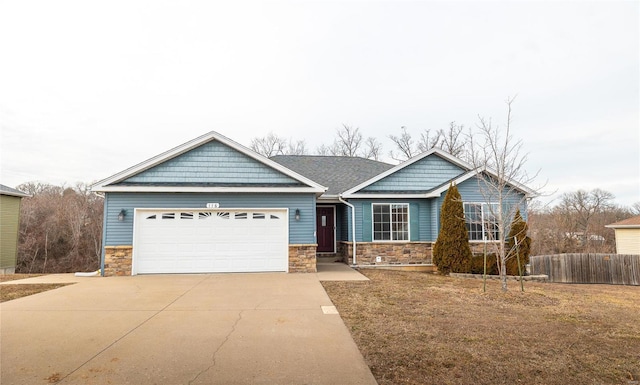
[606,215,640,227]
[0,184,30,197]
[270,154,393,165]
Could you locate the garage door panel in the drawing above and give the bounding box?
[133,209,288,274]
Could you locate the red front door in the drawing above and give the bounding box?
[316,206,335,253]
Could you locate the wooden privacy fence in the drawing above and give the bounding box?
[530,254,640,285]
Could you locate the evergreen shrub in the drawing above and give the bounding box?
[433,184,472,274]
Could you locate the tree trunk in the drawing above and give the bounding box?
[500,256,508,292]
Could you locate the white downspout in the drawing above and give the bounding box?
[338,195,356,266]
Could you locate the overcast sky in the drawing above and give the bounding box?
[1,0,638,207]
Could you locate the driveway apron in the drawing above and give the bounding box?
[0,273,377,385]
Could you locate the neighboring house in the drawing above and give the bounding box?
[0,184,30,274]
[606,216,640,254]
[92,131,535,276]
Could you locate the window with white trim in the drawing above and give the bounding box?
[463,203,499,241]
[373,203,409,241]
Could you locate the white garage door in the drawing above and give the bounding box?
[133,208,289,274]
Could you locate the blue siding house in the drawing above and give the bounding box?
[93,131,535,276]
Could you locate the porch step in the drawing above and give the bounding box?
[317,255,344,263]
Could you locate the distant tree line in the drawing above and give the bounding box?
[249,122,469,162]
[528,189,637,255]
[16,182,102,273]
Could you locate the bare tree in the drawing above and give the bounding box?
[331,124,363,157]
[556,189,616,252]
[390,122,469,162]
[250,132,287,157]
[250,132,308,156]
[528,192,630,255]
[438,121,468,158]
[362,137,383,160]
[315,143,332,156]
[468,97,539,292]
[286,139,308,155]
[416,129,441,154]
[16,182,103,273]
[256,125,378,159]
[389,126,416,161]
[528,206,567,255]
[631,202,640,216]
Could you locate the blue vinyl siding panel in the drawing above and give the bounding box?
[361,154,465,192]
[430,199,440,241]
[455,177,528,220]
[335,204,348,242]
[104,192,316,245]
[123,140,299,185]
[410,202,420,241]
[349,199,431,242]
[341,204,353,242]
[432,176,528,240]
[361,202,372,241]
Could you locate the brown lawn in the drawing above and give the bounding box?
[322,269,640,385]
[0,274,72,303]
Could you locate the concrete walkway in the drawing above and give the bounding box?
[1,272,377,385]
[316,262,370,281]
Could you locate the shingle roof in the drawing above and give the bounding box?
[0,184,30,198]
[606,215,640,228]
[270,156,394,196]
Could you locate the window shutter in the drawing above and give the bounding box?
[410,203,419,241]
[362,202,372,242]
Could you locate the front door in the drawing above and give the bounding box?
[316,206,335,253]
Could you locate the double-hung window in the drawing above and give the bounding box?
[463,203,499,241]
[372,203,409,241]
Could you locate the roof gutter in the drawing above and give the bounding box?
[338,195,356,266]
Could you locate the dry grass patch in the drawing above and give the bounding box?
[0,274,42,283]
[1,284,72,302]
[1,274,72,303]
[323,269,640,385]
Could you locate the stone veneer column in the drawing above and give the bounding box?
[104,246,133,276]
[104,245,318,275]
[288,244,317,273]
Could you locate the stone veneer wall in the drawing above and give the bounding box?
[103,244,317,276]
[104,246,133,276]
[469,242,504,255]
[288,244,317,273]
[334,241,505,269]
[338,241,433,266]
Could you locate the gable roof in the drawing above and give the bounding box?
[92,131,326,194]
[426,167,538,198]
[270,155,393,196]
[342,149,471,198]
[606,215,640,229]
[342,148,537,198]
[0,184,30,198]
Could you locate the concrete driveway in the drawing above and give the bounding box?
[1,271,377,385]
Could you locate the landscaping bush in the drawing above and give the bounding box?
[506,209,532,277]
[433,184,472,274]
[468,253,524,276]
[469,254,498,275]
